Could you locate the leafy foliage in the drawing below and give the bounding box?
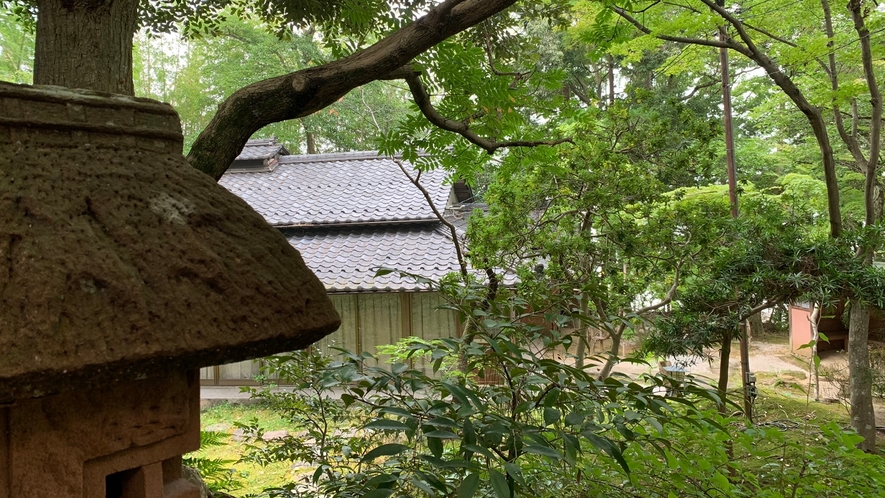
[233,277,885,497]
[646,183,885,359]
[133,14,412,153]
[183,431,242,493]
[242,284,726,497]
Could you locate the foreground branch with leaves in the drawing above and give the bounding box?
[239,281,885,497]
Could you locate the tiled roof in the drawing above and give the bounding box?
[220,152,451,226]
[234,138,289,161]
[285,224,462,292]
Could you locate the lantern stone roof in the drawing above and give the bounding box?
[0,83,340,403]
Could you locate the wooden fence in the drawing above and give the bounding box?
[200,291,460,385]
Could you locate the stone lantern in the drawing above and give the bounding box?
[0,83,340,497]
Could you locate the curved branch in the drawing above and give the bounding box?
[187,0,520,180]
[393,158,469,279]
[609,6,735,51]
[403,72,573,153]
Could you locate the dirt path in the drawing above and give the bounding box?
[602,339,885,426]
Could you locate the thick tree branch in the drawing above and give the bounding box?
[403,72,573,153]
[187,0,520,180]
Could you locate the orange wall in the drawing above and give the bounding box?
[790,305,813,354]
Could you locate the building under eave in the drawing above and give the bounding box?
[200,141,472,384]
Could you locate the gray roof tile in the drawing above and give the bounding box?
[234,138,289,161]
[220,152,450,226]
[285,224,462,292]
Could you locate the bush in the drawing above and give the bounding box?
[237,285,885,497]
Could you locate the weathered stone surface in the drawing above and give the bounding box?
[0,83,341,402]
[1,371,200,498]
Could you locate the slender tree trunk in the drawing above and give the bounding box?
[747,312,763,342]
[607,55,615,106]
[809,304,821,402]
[718,329,732,414]
[34,0,138,94]
[574,299,591,368]
[306,131,317,154]
[597,324,625,380]
[849,300,877,452]
[575,327,586,369]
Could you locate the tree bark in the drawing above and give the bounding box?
[809,303,820,402]
[848,300,877,452]
[597,323,625,380]
[34,0,137,94]
[746,312,763,342]
[845,0,882,449]
[718,329,732,415]
[574,299,590,369]
[187,0,519,180]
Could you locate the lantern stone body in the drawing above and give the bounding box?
[0,83,340,497]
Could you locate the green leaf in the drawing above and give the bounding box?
[361,443,409,463]
[424,430,460,439]
[463,443,494,459]
[489,469,511,498]
[524,444,562,459]
[543,407,561,426]
[364,474,398,487]
[427,435,444,458]
[428,416,460,428]
[583,432,630,473]
[409,476,436,495]
[648,417,664,436]
[365,420,411,431]
[458,473,480,498]
[503,462,526,487]
[463,419,476,445]
[565,412,585,426]
[563,433,579,465]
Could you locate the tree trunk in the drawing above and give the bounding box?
[746,311,763,342]
[607,55,615,106]
[597,324,625,380]
[809,303,821,402]
[305,130,317,154]
[575,328,586,369]
[718,329,732,415]
[34,0,137,95]
[574,299,591,368]
[848,300,877,452]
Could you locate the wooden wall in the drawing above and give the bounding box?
[200,292,459,385]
